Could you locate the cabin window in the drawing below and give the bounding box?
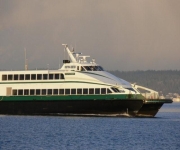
[77,89,82,94]
[81,66,85,71]
[53,89,58,95]
[2,75,7,81]
[65,89,70,95]
[37,74,42,80]
[24,89,29,95]
[77,66,79,70]
[111,88,119,93]
[59,89,64,95]
[89,88,94,94]
[111,88,115,92]
[55,74,59,79]
[25,74,30,80]
[83,89,88,94]
[107,89,112,93]
[61,74,65,79]
[48,89,52,95]
[18,89,23,95]
[13,89,17,95]
[83,66,91,71]
[36,89,41,95]
[49,74,54,80]
[95,88,100,94]
[8,75,13,80]
[42,89,46,95]
[101,88,106,94]
[31,74,36,80]
[71,89,76,95]
[14,74,18,80]
[30,89,35,95]
[43,74,48,80]
[20,74,24,80]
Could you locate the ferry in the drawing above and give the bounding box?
[0,44,172,117]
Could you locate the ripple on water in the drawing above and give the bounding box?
[0,103,180,150]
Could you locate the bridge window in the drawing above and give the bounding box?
[83,66,91,71]
[111,88,119,93]
[81,66,86,71]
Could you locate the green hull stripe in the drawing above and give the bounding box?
[0,94,144,101]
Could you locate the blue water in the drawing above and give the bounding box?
[0,103,180,150]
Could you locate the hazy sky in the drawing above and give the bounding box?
[0,0,180,71]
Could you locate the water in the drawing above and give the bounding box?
[0,103,180,150]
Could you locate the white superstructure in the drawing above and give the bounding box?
[0,44,159,98]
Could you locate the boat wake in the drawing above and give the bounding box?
[52,113,133,117]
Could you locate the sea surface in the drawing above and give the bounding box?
[0,103,180,150]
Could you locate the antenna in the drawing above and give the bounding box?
[24,48,28,70]
[59,56,60,69]
[47,64,49,70]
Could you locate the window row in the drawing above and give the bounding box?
[12,88,112,96]
[2,73,64,81]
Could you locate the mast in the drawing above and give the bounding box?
[62,44,77,63]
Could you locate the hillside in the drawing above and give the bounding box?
[109,70,180,96]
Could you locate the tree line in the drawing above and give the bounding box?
[109,70,180,96]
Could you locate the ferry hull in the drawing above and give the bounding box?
[136,99,172,117]
[0,100,143,117]
[0,99,172,117]
[136,103,163,117]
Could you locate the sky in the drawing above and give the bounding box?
[0,0,180,71]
